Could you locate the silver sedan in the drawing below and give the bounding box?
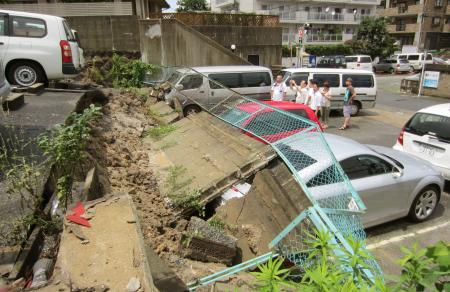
[292,134,445,228]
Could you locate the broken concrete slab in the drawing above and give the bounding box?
[27,83,45,94]
[181,217,237,266]
[148,101,180,125]
[2,93,25,111]
[47,195,158,291]
[216,159,312,262]
[145,111,276,209]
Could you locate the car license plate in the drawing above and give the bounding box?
[419,144,436,156]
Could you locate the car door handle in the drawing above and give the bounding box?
[0,42,4,45]
[199,90,204,93]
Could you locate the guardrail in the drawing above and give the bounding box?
[0,2,132,16]
[149,12,279,27]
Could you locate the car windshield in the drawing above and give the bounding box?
[406,112,450,143]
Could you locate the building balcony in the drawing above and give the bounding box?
[282,33,352,44]
[377,4,423,17]
[387,23,418,33]
[259,10,369,24]
[213,0,235,8]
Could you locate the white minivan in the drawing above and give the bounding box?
[391,53,433,72]
[280,68,377,116]
[345,55,373,71]
[164,66,273,116]
[0,10,83,87]
[394,103,450,181]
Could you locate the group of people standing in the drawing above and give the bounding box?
[270,74,356,130]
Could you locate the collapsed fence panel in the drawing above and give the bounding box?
[144,66,382,288]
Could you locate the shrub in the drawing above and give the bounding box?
[107,54,159,88]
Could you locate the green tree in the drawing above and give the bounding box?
[352,17,397,59]
[176,0,209,12]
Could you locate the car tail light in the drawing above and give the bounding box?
[357,63,360,67]
[397,64,400,67]
[60,40,72,63]
[397,127,405,145]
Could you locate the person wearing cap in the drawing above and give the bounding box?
[271,74,288,101]
[340,78,356,130]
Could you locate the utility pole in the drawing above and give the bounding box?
[418,49,427,97]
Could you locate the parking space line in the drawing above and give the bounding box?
[366,221,450,250]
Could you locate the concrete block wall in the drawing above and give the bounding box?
[423,71,450,98]
[139,19,250,67]
[66,16,140,52]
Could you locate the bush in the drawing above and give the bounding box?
[305,44,353,56]
[107,54,159,88]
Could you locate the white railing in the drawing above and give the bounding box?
[0,2,132,17]
[306,34,343,42]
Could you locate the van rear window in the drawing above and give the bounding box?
[342,74,374,88]
[345,57,358,63]
[11,16,46,38]
[408,55,419,60]
[360,57,372,63]
[405,113,450,143]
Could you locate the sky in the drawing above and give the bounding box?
[166,0,177,11]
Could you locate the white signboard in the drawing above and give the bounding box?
[423,71,440,88]
[402,45,418,54]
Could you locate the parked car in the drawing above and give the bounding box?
[164,66,273,116]
[294,133,444,227]
[432,57,448,65]
[280,68,377,116]
[373,59,410,74]
[394,103,450,181]
[345,55,373,71]
[391,53,433,72]
[219,101,322,143]
[0,9,83,87]
[0,60,11,97]
[316,55,346,69]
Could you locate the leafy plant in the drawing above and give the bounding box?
[107,54,158,88]
[146,124,178,140]
[208,216,226,231]
[38,104,102,209]
[176,0,210,12]
[251,257,292,292]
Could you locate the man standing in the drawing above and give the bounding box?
[340,78,356,130]
[309,79,322,117]
[271,74,287,101]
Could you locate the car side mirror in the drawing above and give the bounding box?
[392,167,403,179]
[174,84,184,91]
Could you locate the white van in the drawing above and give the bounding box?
[391,53,433,72]
[0,10,83,87]
[164,66,273,116]
[281,68,377,116]
[345,55,373,72]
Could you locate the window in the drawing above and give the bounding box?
[245,111,306,137]
[435,0,443,7]
[62,20,76,41]
[432,17,441,26]
[180,74,203,90]
[398,3,407,13]
[341,155,392,180]
[0,14,7,36]
[399,59,409,64]
[398,55,407,59]
[360,56,372,63]
[408,54,419,60]
[313,74,340,87]
[426,54,433,60]
[287,109,308,119]
[335,8,341,13]
[345,56,358,63]
[277,143,317,171]
[285,73,309,86]
[11,16,46,38]
[342,74,374,88]
[307,165,339,187]
[405,113,450,143]
[209,73,240,89]
[241,72,271,87]
[261,4,268,10]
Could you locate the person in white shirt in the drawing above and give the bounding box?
[309,79,322,116]
[271,74,287,101]
[320,82,332,129]
[289,79,308,104]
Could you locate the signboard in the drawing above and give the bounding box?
[423,71,440,88]
[309,55,317,67]
[402,45,418,54]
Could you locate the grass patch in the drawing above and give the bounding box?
[208,216,226,231]
[146,124,178,140]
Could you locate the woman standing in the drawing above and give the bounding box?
[289,79,308,104]
[320,82,332,129]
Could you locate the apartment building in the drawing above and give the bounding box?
[377,0,450,49]
[211,0,380,45]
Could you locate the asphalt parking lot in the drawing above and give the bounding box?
[325,74,450,275]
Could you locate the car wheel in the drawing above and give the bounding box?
[183,105,201,117]
[389,68,395,74]
[372,67,377,73]
[350,101,361,117]
[408,186,440,222]
[409,66,415,73]
[7,61,45,87]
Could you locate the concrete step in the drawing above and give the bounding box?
[2,93,25,111]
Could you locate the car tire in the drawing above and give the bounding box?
[183,105,201,117]
[409,66,415,73]
[7,61,45,87]
[389,68,395,74]
[350,101,361,117]
[372,67,377,73]
[408,186,440,222]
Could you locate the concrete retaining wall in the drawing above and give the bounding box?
[422,64,450,98]
[140,19,250,66]
[66,16,140,52]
